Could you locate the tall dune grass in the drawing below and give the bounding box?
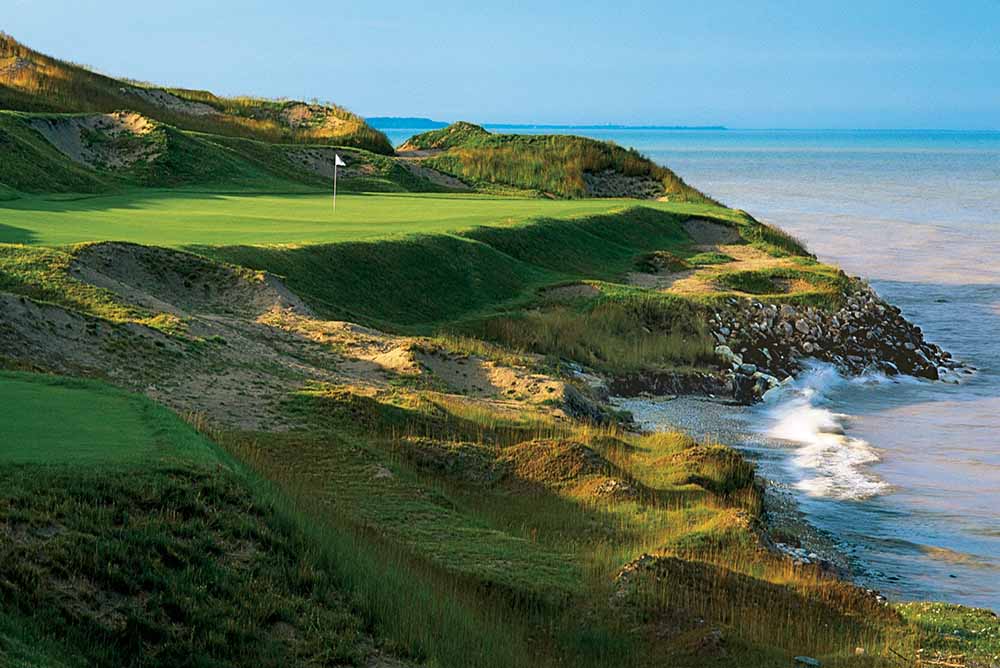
[0,33,393,154]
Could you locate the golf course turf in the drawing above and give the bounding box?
[0,371,215,466]
[0,190,738,247]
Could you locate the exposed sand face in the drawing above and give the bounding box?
[30,112,161,169]
[127,87,220,117]
[288,148,371,180]
[397,160,471,190]
[2,242,587,432]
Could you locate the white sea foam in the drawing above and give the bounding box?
[757,363,890,501]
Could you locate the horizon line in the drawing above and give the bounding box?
[367,119,1000,133]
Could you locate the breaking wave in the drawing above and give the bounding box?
[756,363,890,500]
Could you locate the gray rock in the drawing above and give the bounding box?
[715,345,742,367]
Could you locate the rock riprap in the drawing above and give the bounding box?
[708,281,961,402]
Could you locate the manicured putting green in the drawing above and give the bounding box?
[0,189,734,247]
[0,372,214,465]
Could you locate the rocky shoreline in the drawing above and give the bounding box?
[709,279,966,403]
[603,278,966,405]
[599,279,970,606]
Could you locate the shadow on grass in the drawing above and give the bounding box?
[0,222,38,244]
[0,187,328,214]
[0,188,508,215]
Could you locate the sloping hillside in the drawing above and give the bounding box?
[0,33,393,154]
[0,110,448,194]
[400,122,711,201]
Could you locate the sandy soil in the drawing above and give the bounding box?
[288,148,374,180]
[279,103,351,132]
[627,218,801,296]
[30,112,160,169]
[127,87,220,117]
[2,242,589,431]
[397,159,470,190]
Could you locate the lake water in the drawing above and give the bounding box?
[384,126,1000,609]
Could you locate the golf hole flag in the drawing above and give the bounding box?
[333,153,346,210]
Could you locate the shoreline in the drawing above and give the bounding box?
[613,392,902,606]
[610,361,996,615]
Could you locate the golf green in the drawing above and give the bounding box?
[0,189,732,247]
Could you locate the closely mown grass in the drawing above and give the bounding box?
[0,190,712,247]
[404,122,710,201]
[0,371,211,464]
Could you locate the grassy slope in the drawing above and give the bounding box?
[0,373,556,667]
[0,372,371,666]
[198,206,720,332]
[2,216,994,666]
[404,121,709,200]
[0,33,393,154]
[0,194,823,371]
[0,110,437,197]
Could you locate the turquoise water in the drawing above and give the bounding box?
[386,126,1000,609]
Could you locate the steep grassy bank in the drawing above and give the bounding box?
[401,122,710,200]
[2,225,994,666]
[0,372,551,667]
[0,372,382,666]
[0,33,392,153]
[0,111,440,196]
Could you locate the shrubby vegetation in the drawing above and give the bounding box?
[405,122,711,200]
[0,33,393,153]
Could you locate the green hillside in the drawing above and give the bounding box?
[0,110,443,195]
[0,33,393,154]
[401,121,711,200]
[2,33,994,668]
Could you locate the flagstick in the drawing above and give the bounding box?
[333,162,338,211]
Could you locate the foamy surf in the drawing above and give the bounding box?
[757,363,890,500]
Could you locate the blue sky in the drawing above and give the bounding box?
[5,0,999,128]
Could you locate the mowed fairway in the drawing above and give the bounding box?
[0,189,733,247]
[0,372,214,465]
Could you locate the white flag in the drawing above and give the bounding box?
[334,154,346,167]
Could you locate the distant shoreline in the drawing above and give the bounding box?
[484,123,727,131]
[367,117,726,131]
